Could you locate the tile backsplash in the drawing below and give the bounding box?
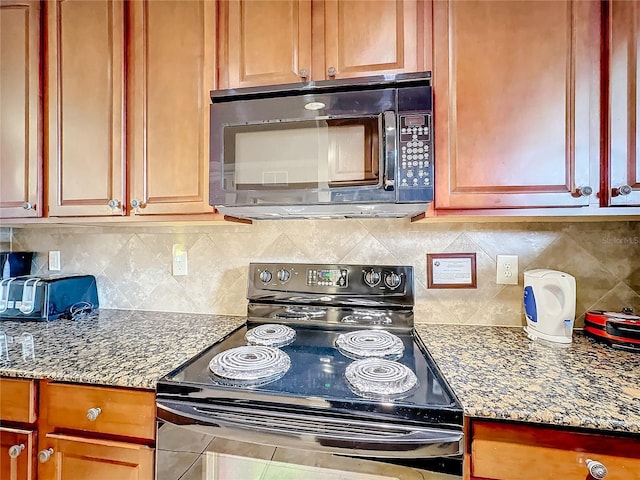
[6,219,640,326]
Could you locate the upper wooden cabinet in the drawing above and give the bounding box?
[606,0,640,207]
[0,0,42,219]
[218,0,428,89]
[433,0,601,210]
[46,0,214,217]
[46,0,126,217]
[127,0,215,215]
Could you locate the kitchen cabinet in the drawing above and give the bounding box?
[127,0,215,215]
[47,0,215,217]
[0,0,42,219]
[606,0,640,207]
[218,0,428,88]
[0,428,36,480]
[467,419,640,480]
[0,378,38,480]
[46,0,125,217]
[433,0,602,210]
[37,381,155,480]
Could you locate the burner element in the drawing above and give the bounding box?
[341,309,392,325]
[245,324,296,347]
[345,358,418,398]
[335,330,404,360]
[209,346,291,385]
[273,305,327,321]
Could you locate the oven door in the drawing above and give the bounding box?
[156,419,462,480]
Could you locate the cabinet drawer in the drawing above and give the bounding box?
[42,382,155,441]
[471,420,640,480]
[0,378,37,423]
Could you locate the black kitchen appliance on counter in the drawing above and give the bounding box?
[0,274,99,321]
[156,263,463,480]
[0,252,33,279]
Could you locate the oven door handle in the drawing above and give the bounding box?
[382,111,396,191]
[157,399,463,458]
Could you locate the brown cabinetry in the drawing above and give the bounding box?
[0,0,42,219]
[433,0,601,210]
[46,0,215,218]
[37,381,155,480]
[606,0,640,206]
[468,420,640,480]
[46,0,126,217]
[218,0,428,89]
[0,378,38,480]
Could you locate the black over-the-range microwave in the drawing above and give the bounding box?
[209,72,434,220]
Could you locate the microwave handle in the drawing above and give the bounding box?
[382,111,396,191]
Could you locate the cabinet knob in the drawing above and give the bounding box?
[612,184,633,197]
[86,407,102,421]
[327,66,337,78]
[130,199,146,210]
[575,185,593,197]
[8,444,25,458]
[300,69,309,80]
[38,448,54,463]
[22,202,34,210]
[107,199,121,210]
[586,459,608,479]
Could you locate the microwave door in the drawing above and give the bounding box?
[225,117,386,202]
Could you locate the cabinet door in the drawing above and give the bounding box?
[608,0,640,206]
[128,0,215,215]
[322,0,426,80]
[0,0,41,218]
[219,0,312,88]
[46,0,126,217]
[433,0,600,210]
[37,433,153,480]
[0,427,36,480]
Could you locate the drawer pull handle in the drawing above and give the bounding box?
[86,407,102,421]
[8,444,24,458]
[586,459,608,479]
[38,448,54,463]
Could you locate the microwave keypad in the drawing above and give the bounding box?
[399,114,432,188]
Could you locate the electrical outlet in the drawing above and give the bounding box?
[49,251,61,271]
[172,244,188,276]
[496,254,518,285]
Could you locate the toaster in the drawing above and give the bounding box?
[0,274,99,321]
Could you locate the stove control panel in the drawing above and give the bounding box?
[306,268,348,287]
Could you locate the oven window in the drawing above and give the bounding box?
[223,118,380,191]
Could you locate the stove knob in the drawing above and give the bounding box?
[363,269,381,286]
[277,268,291,283]
[259,270,272,283]
[384,272,402,289]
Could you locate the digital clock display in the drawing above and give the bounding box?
[307,269,348,287]
[405,115,425,126]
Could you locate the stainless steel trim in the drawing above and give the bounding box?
[158,400,462,458]
[383,111,396,191]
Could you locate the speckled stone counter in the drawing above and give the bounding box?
[415,324,640,435]
[0,309,244,389]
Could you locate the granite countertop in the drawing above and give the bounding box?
[2,311,639,435]
[415,324,640,435]
[0,309,244,389]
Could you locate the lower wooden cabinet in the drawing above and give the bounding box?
[0,427,36,480]
[36,433,153,480]
[37,381,155,480]
[468,419,640,480]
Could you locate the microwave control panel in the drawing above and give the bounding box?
[398,113,432,192]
